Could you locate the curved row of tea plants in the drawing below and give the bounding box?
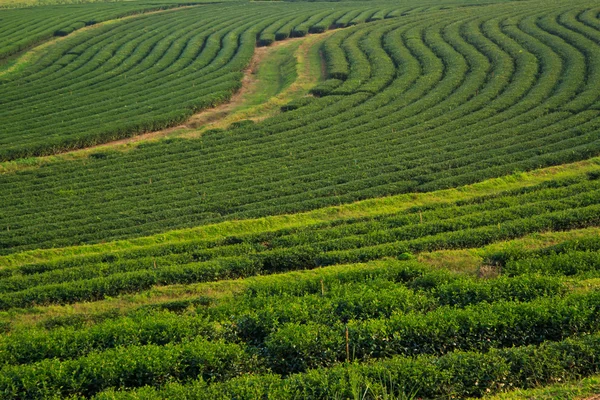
[1,1,599,253]
[0,1,199,61]
[0,2,410,161]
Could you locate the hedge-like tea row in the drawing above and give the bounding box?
[0,257,263,310]
[0,2,194,61]
[0,338,257,399]
[0,311,219,366]
[2,1,599,254]
[1,172,598,308]
[486,235,600,277]
[263,290,600,373]
[0,259,570,369]
[0,2,407,162]
[505,251,600,277]
[0,263,588,399]
[95,333,600,399]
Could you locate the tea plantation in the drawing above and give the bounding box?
[1,0,600,398]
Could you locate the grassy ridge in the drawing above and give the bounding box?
[487,375,600,399]
[93,332,600,399]
[0,158,599,310]
[2,156,597,268]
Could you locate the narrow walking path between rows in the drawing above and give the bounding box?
[0,29,333,174]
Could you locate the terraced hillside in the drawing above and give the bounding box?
[0,1,496,160]
[1,0,600,398]
[2,160,600,398]
[2,160,600,309]
[1,0,599,253]
[0,2,353,159]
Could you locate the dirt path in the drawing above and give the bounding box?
[66,36,311,150]
[182,30,336,135]
[0,30,334,174]
[184,37,310,130]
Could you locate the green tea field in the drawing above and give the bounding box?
[1,0,599,397]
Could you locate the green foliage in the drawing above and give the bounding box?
[0,338,256,399]
[95,333,600,399]
[1,173,599,308]
[2,0,600,252]
[0,3,396,161]
[2,1,600,398]
[0,3,189,61]
[264,290,600,373]
[487,236,600,277]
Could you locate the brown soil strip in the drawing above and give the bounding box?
[147,30,337,137]
[113,36,316,138]
[62,38,307,152]
[0,30,334,174]
[185,37,310,129]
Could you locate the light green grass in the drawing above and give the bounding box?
[187,30,332,133]
[2,157,599,268]
[485,376,600,399]
[245,42,299,107]
[418,226,600,276]
[184,39,303,132]
[1,156,598,269]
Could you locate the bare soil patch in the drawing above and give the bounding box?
[1,31,332,174]
[79,36,310,151]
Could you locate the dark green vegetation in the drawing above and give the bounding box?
[1,165,600,397]
[2,232,600,398]
[2,0,600,398]
[0,2,383,160]
[0,1,490,160]
[1,169,599,308]
[1,0,600,253]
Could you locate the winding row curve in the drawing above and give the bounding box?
[0,2,196,61]
[0,0,599,254]
[1,2,382,160]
